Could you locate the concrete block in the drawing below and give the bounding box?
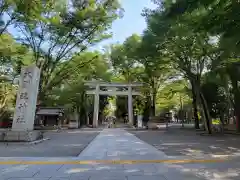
[0,130,43,142]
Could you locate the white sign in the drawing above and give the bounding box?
[12,65,40,131]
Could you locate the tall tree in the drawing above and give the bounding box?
[45,51,111,125]
[157,79,191,117]
[110,34,141,83]
[136,31,174,116]
[0,32,29,119]
[142,6,220,133]
[163,0,240,131]
[11,0,121,101]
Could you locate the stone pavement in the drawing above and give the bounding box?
[0,130,100,157]
[0,129,239,180]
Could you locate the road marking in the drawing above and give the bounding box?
[0,158,228,165]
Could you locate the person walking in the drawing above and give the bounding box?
[113,115,117,128]
[107,116,113,128]
[124,113,128,124]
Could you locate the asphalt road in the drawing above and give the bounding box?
[128,128,240,158]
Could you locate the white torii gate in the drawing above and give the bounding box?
[85,81,143,128]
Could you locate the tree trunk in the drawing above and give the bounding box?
[79,93,87,127]
[229,73,240,132]
[220,112,225,125]
[37,89,46,105]
[76,106,81,128]
[151,88,157,117]
[200,91,212,134]
[0,110,6,120]
[179,95,184,127]
[193,76,212,134]
[191,81,200,129]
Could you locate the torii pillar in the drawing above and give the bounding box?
[93,84,99,128]
[128,86,133,126]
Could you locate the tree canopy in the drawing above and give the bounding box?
[1,0,240,133]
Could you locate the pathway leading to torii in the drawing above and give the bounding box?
[0,129,238,180]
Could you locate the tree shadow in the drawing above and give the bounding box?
[130,130,240,158]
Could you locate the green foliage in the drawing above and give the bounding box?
[110,34,141,82]
[157,80,191,112]
[5,0,122,100]
[109,32,175,115]
[159,0,240,131]
[1,0,240,131]
[201,72,228,119]
[0,0,122,122]
[0,78,16,118]
[0,32,31,119]
[44,51,111,107]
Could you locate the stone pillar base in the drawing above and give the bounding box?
[0,130,43,142]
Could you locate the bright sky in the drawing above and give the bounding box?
[93,0,157,51]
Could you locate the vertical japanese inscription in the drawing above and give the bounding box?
[16,101,27,123]
[19,92,28,100]
[12,65,40,131]
[15,69,32,124]
[22,71,32,89]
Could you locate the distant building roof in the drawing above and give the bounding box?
[36,107,64,115]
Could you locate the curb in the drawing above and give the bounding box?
[27,138,50,145]
[224,131,240,135]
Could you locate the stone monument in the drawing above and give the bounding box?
[1,65,42,141]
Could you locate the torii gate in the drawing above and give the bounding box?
[85,81,143,127]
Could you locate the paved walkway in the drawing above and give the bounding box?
[78,128,168,160]
[0,129,239,179]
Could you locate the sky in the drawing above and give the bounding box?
[93,0,157,51]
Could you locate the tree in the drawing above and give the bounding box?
[10,0,122,101]
[0,76,16,119]
[136,30,175,116]
[110,34,141,83]
[110,33,173,116]
[0,32,31,120]
[0,0,31,35]
[163,0,240,131]
[201,72,228,124]
[157,79,191,116]
[44,51,111,126]
[141,4,222,133]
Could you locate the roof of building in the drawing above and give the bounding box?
[36,107,64,115]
